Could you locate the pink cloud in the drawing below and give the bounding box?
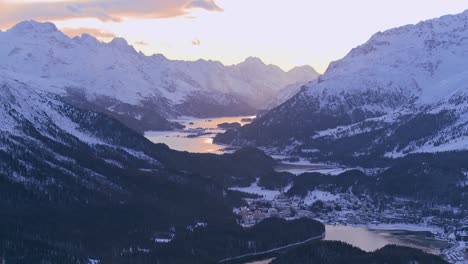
[0,0,223,27]
[192,38,201,46]
[61,27,117,39]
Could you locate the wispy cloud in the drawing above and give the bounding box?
[134,41,149,46]
[61,27,116,39]
[0,0,223,27]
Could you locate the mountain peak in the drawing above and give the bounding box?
[242,57,265,66]
[108,37,138,54]
[10,20,59,34]
[109,37,134,50]
[81,33,98,41]
[288,65,319,75]
[73,33,100,46]
[109,37,129,47]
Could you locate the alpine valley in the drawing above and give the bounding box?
[0,8,467,264]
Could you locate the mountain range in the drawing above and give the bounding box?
[216,10,468,159]
[0,21,318,132]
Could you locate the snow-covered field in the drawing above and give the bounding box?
[301,191,339,206]
[229,179,281,201]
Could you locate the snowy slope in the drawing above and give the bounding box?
[0,21,318,132]
[216,10,468,157]
[0,68,163,198]
[265,81,310,109]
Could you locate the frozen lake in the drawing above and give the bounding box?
[324,225,448,255]
[274,162,352,175]
[146,116,353,175]
[246,226,449,264]
[145,116,254,153]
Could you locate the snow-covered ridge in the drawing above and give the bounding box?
[220,9,468,156]
[0,20,319,125]
[0,69,135,150]
[309,9,468,154]
[0,68,165,196]
[315,9,468,106]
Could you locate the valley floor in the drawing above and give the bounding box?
[143,116,468,263]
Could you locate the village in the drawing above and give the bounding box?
[232,187,468,263]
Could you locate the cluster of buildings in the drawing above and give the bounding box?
[233,188,468,263]
[237,194,313,226]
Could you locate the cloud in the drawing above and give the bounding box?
[192,39,201,46]
[187,0,223,11]
[61,27,116,39]
[134,41,149,46]
[0,0,223,28]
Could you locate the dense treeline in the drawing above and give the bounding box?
[120,218,324,264]
[271,152,468,207]
[259,171,294,190]
[286,170,370,197]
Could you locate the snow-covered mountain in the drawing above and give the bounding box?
[226,60,318,107]
[0,21,318,132]
[264,81,309,109]
[216,10,468,157]
[0,68,163,198]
